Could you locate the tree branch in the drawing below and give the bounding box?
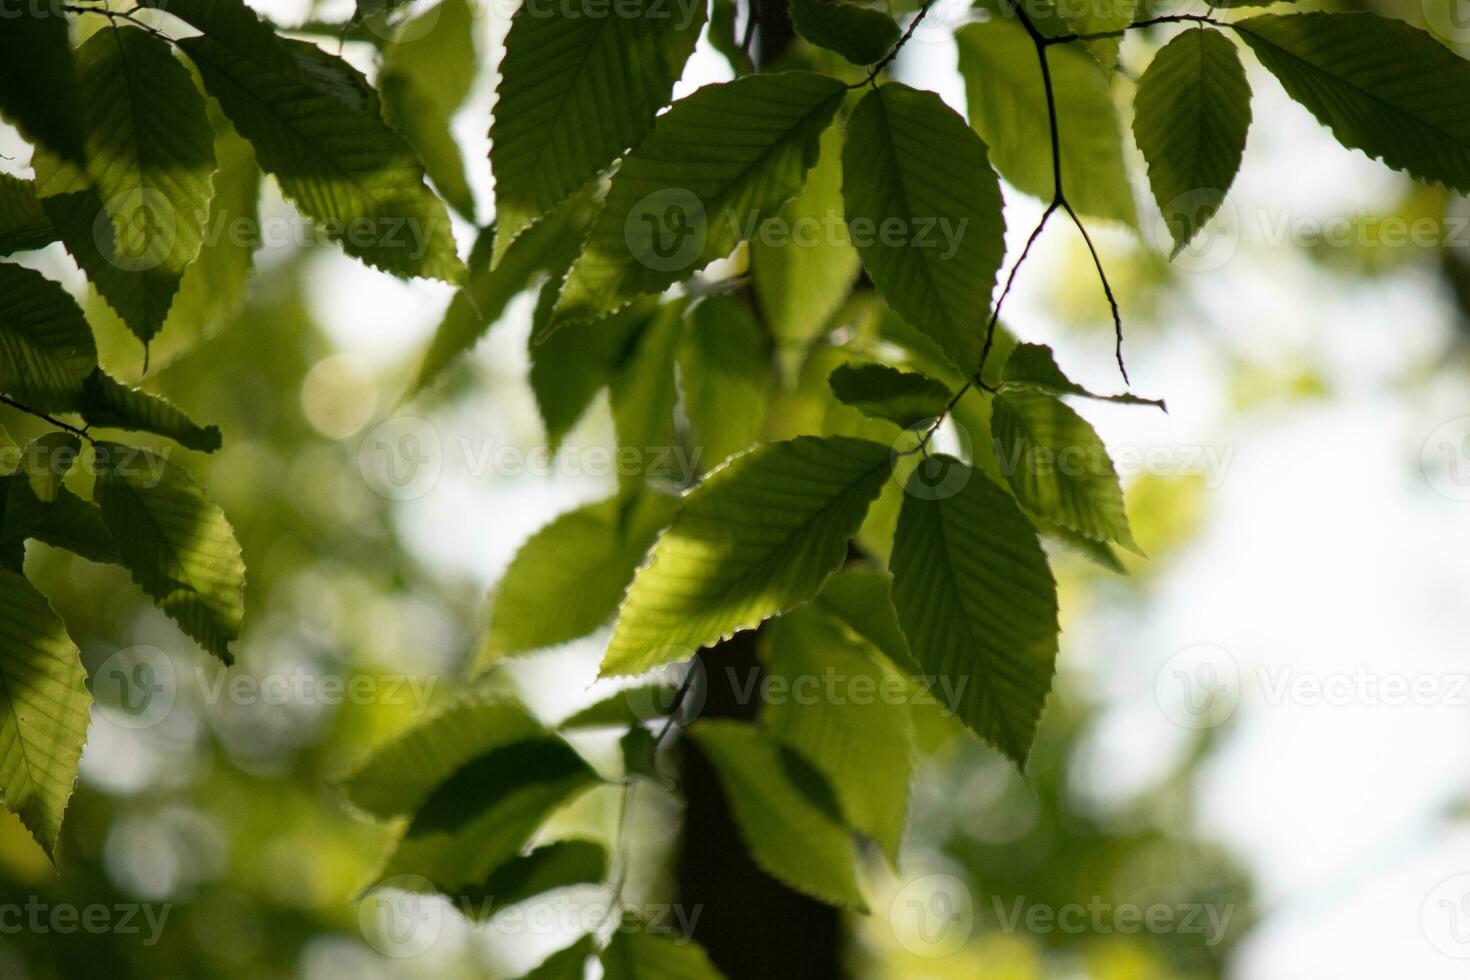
[0,396,95,444]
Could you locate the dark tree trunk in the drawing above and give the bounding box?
[673,631,845,979]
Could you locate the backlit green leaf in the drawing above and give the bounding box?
[679,295,773,469]
[602,436,892,676]
[0,264,98,412]
[827,362,953,429]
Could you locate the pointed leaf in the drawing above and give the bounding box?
[827,362,953,429]
[690,721,865,909]
[602,436,892,676]
[33,26,217,346]
[481,491,679,665]
[1235,13,1470,191]
[842,83,1007,373]
[557,72,847,320]
[812,568,919,675]
[0,570,91,859]
[93,443,245,664]
[141,0,464,282]
[78,371,222,452]
[341,696,544,818]
[16,433,80,504]
[763,606,914,863]
[889,458,1058,764]
[0,264,98,412]
[27,489,120,567]
[957,21,1135,225]
[990,390,1137,551]
[790,0,900,66]
[1133,27,1252,256]
[1000,343,1164,409]
[490,0,704,255]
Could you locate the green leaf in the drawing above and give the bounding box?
[990,390,1138,551]
[142,0,464,282]
[763,606,914,863]
[559,682,680,730]
[889,458,1059,764]
[93,443,245,664]
[529,293,660,450]
[1133,28,1252,256]
[557,72,847,321]
[480,491,679,665]
[341,696,544,818]
[790,0,900,65]
[957,21,1136,225]
[0,264,98,412]
[1000,343,1165,409]
[1235,13,1470,192]
[457,841,608,921]
[27,489,119,567]
[16,433,79,504]
[602,436,892,677]
[0,475,52,544]
[78,370,222,452]
[827,362,953,429]
[490,0,704,257]
[1052,0,1139,71]
[610,301,685,495]
[601,928,726,979]
[750,122,859,359]
[842,83,1007,373]
[381,0,478,219]
[0,569,91,859]
[33,26,217,347]
[690,721,865,909]
[812,568,919,675]
[411,199,591,398]
[679,295,773,468]
[379,738,598,890]
[0,1,84,166]
[0,176,57,256]
[514,936,596,980]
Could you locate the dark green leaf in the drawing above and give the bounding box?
[1000,343,1165,409]
[790,0,900,65]
[827,362,953,429]
[601,928,726,979]
[842,83,1007,373]
[0,1,84,165]
[0,264,98,412]
[490,0,704,255]
[1236,13,1470,191]
[1134,28,1252,256]
[78,371,223,452]
[457,841,608,921]
[990,389,1138,551]
[889,458,1059,764]
[0,176,57,256]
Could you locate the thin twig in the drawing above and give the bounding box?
[0,396,95,444]
[1044,12,1222,46]
[979,200,1059,375]
[854,0,938,87]
[1060,199,1129,384]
